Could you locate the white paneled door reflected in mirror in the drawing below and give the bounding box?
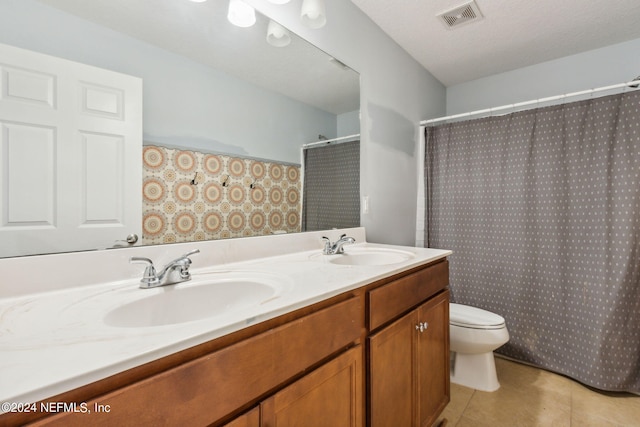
[0,0,360,258]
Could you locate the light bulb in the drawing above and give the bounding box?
[301,0,326,29]
[227,0,256,28]
[267,20,291,47]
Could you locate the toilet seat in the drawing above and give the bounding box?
[450,303,505,330]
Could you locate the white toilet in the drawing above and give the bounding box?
[449,303,509,392]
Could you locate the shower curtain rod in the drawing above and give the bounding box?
[302,133,360,149]
[420,78,640,126]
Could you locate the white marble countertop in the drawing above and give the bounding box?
[0,228,450,410]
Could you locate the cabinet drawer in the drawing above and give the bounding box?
[368,261,448,331]
[32,297,363,427]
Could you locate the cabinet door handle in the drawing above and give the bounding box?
[415,322,429,333]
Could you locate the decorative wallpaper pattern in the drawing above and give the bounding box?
[142,145,301,244]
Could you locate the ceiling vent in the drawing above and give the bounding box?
[437,1,483,29]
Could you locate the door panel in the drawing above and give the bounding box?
[2,122,55,226]
[0,42,142,256]
[81,131,124,224]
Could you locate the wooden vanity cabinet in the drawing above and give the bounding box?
[222,259,449,427]
[25,297,363,427]
[7,259,449,427]
[368,263,450,427]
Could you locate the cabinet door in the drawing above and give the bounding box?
[416,290,450,427]
[369,312,416,427]
[223,407,260,427]
[261,346,363,427]
[369,290,450,427]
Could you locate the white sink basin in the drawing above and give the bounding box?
[104,271,288,328]
[310,247,415,266]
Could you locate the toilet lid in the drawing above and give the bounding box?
[450,303,506,329]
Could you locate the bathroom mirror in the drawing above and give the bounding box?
[0,0,360,258]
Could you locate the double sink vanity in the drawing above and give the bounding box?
[0,228,451,426]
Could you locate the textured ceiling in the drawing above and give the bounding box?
[34,0,640,94]
[350,0,640,86]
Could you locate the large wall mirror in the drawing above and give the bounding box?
[0,0,360,258]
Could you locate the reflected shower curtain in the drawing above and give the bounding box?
[301,140,360,231]
[425,91,640,392]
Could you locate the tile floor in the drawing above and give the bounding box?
[435,356,640,427]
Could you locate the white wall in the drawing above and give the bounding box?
[249,0,446,245]
[337,110,360,137]
[0,0,337,165]
[446,37,640,116]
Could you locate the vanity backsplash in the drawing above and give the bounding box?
[142,145,302,243]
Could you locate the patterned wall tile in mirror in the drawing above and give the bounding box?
[142,145,301,244]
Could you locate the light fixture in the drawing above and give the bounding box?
[266,20,291,47]
[267,0,291,4]
[227,0,256,28]
[300,0,326,29]
[188,0,207,3]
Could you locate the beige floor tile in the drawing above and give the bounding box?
[454,413,570,427]
[461,385,571,427]
[437,358,640,427]
[571,410,625,427]
[455,414,496,427]
[437,383,475,426]
[571,381,640,427]
[495,357,574,403]
[461,357,572,426]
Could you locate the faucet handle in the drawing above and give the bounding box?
[129,256,155,270]
[129,257,160,286]
[182,249,200,258]
[178,249,200,269]
[177,249,200,274]
[130,256,154,268]
[165,249,200,267]
[322,236,331,255]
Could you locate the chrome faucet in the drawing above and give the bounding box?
[322,234,355,255]
[130,249,200,289]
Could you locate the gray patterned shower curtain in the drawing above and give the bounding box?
[425,91,640,393]
[301,140,360,231]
